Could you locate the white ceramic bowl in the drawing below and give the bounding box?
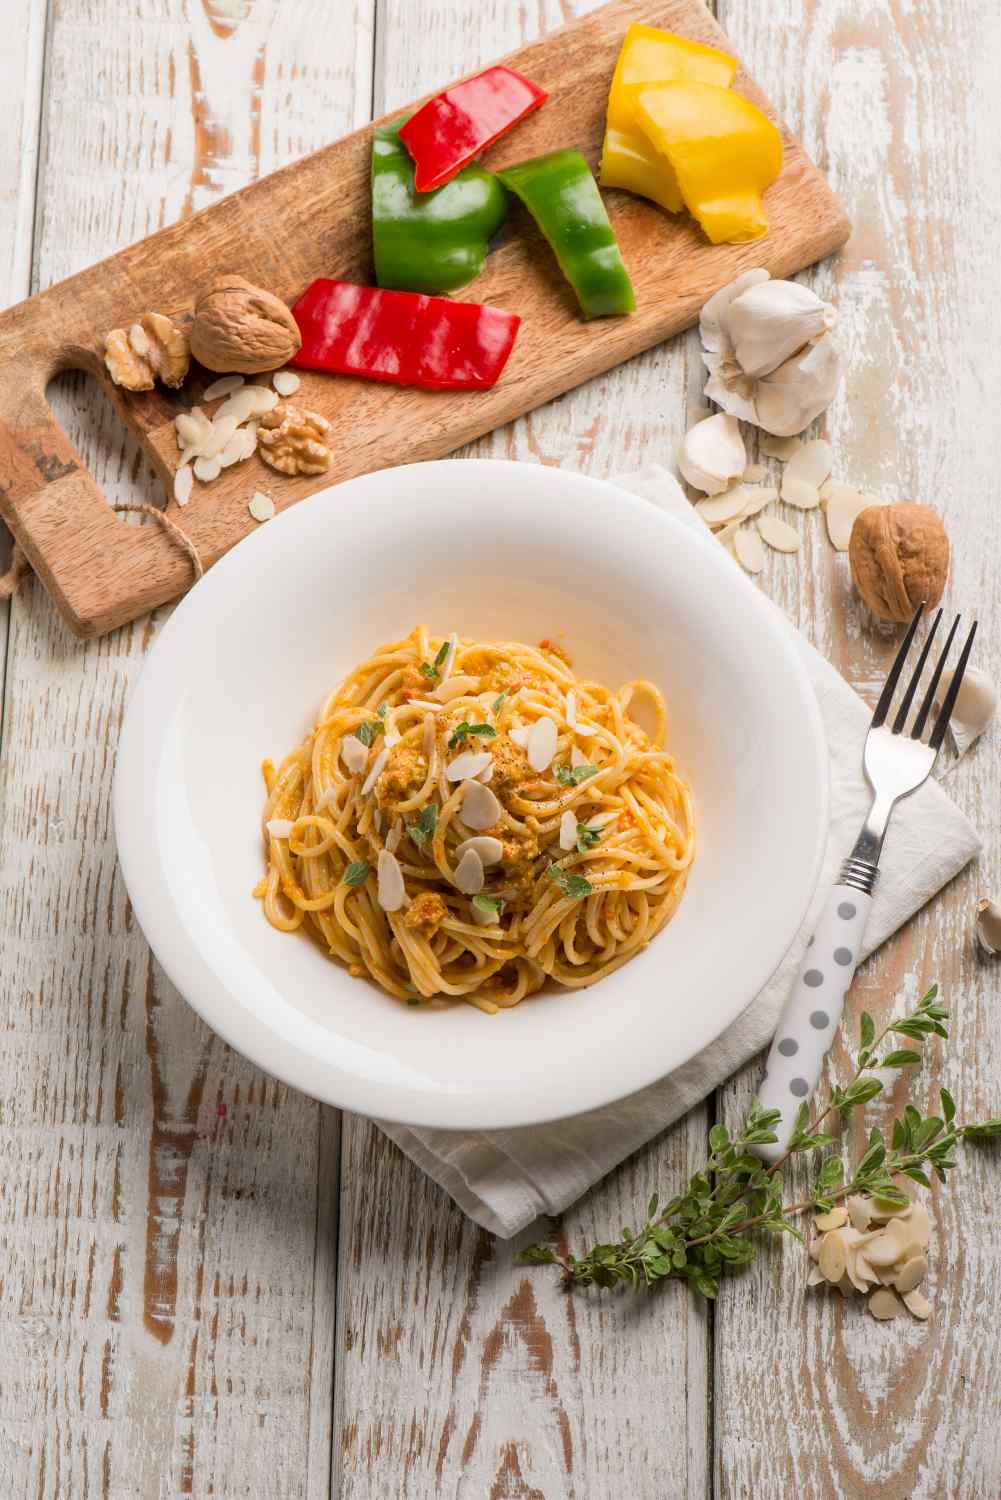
[115,459,827,1129]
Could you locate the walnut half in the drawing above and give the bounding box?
[105,313,190,391]
[257,404,332,477]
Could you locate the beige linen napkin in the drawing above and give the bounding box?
[377,464,981,1238]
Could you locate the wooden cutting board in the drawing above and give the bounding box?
[0,0,849,639]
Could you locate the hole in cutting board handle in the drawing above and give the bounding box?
[45,369,165,526]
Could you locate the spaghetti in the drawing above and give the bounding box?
[257,627,695,1014]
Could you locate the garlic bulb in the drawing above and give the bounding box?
[678,412,746,495]
[936,666,997,760]
[700,270,842,437]
[976,897,1001,958]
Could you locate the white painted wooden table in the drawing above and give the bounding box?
[1,2,999,1496]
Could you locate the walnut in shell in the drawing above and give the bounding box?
[190,275,302,374]
[257,404,331,476]
[105,313,190,391]
[848,502,950,623]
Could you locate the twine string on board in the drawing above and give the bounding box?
[0,505,204,603]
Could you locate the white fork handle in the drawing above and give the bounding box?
[753,884,873,1164]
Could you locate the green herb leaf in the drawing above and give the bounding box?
[575,823,603,853]
[881,1049,922,1068]
[355,718,385,747]
[517,1244,557,1265]
[408,803,438,850]
[554,763,599,787]
[448,722,497,749]
[940,1087,956,1125]
[492,691,508,714]
[342,860,369,887]
[433,640,450,670]
[472,893,506,919]
[859,1012,875,1050]
[419,661,438,682]
[962,1119,1001,1142]
[547,863,593,900]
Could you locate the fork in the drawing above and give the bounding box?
[753,604,978,1164]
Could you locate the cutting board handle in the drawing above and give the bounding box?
[0,354,193,637]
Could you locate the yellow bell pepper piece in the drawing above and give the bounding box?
[600,24,737,214]
[634,82,783,243]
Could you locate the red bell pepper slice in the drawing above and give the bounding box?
[399,66,548,192]
[289,279,520,392]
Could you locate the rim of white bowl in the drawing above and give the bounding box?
[114,459,828,1129]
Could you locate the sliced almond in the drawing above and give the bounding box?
[385,818,403,854]
[893,1254,928,1293]
[868,1196,912,1223]
[219,429,252,468]
[193,456,221,483]
[441,632,459,681]
[453,847,485,895]
[460,779,501,831]
[213,385,279,425]
[508,725,530,749]
[454,834,503,866]
[808,1238,821,1264]
[273,370,301,397]
[743,463,767,482]
[901,1288,932,1320]
[806,1264,826,1288]
[560,809,578,850]
[173,465,193,507]
[201,414,240,458]
[866,1220,911,1267]
[734,527,765,574]
[695,487,750,525]
[527,716,558,772]
[738,485,778,518]
[266,818,294,839]
[906,1201,931,1248]
[847,1195,873,1232]
[175,409,212,451]
[781,475,821,510]
[433,675,479,703]
[819,1229,847,1284]
[853,1251,878,1285]
[446,750,492,783]
[869,1287,904,1320]
[376,849,405,912]
[757,514,801,553]
[340,734,368,775]
[822,484,870,550]
[784,437,833,489]
[248,490,275,523]
[361,745,389,797]
[570,745,590,769]
[760,433,802,461]
[204,374,245,402]
[814,1206,848,1232]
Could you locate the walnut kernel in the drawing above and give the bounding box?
[190,275,301,374]
[256,404,331,476]
[105,313,190,391]
[848,502,949,624]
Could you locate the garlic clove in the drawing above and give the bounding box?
[935,666,996,760]
[699,267,770,356]
[678,413,746,495]
[976,897,1001,958]
[724,278,838,379]
[752,337,842,437]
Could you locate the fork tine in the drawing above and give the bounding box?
[891,608,942,733]
[871,604,924,728]
[928,619,978,751]
[911,614,960,740]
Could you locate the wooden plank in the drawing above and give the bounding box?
[0,0,47,657]
[332,4,711,1496]
[712,0,1001,1495]
[0,0,849,638]
[0,3,375,1495]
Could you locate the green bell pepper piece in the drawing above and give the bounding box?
[372,120,508,295]
[497,149,636,319]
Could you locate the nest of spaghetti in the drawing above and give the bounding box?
[257,628,694,1014]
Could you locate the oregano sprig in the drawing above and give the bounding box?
[519,985,1001,1296]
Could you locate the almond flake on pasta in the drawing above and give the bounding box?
[461,779,501,830]
[386,818,403,854]
[453,847,485,895]
[361,745,389,797]
[455,835,503,866]
[570,745,588,769]
[266,818,294,839]
[560,810,578,850]
[340,734,368,774]
[441,632,458,681]
[508,725,530,748]
[377,849,406,912]
[433,675,479,703]
[527,716,558,772]
[446,749,492,782]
